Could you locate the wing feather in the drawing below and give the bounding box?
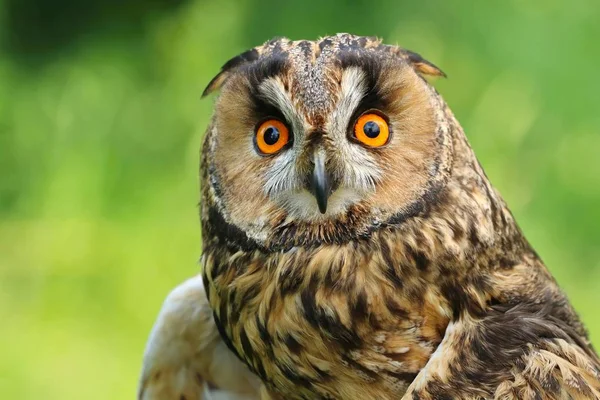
[403,304,600,400]
[138,276,260,400]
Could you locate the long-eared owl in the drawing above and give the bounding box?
[138,34,600,400]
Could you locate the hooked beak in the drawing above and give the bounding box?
[311,151,330,214]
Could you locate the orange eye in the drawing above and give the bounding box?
[353,113,390,147]
[255,119,290,155]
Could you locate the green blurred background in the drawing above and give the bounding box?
[1,0,599,398]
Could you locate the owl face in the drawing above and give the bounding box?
[202,34,450,247]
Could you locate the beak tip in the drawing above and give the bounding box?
[315,188,328,214]
[317,202,327,214]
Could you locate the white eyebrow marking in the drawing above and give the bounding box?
[258,78,304,134]
[327,67,368,141]
[326,66,382,193]
[257,77,307,199]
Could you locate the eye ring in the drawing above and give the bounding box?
[352,112,390,148]
[254,119,291,155]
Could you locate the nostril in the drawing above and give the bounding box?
[329,174,341,193]
[305,130,329,148]
[303,174,315,195]
[302,163,340,195]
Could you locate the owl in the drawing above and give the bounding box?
[138,34,600,400]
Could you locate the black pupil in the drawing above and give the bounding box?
[363,121,380,138]
[263,126,280,145]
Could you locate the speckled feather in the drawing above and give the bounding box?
[148,33,600,400]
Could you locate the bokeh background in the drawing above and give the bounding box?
[1,0,599,398]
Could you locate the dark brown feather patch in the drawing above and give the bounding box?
[202,48,260,97]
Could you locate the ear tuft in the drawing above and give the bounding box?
[403,49,446,78]
[201,48,261,97]
[384,45,446,78]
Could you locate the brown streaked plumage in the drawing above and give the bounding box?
[139,34,600,399]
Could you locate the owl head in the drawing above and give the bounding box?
[201,34,455,250]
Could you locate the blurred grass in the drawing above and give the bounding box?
[0,0,599,398]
